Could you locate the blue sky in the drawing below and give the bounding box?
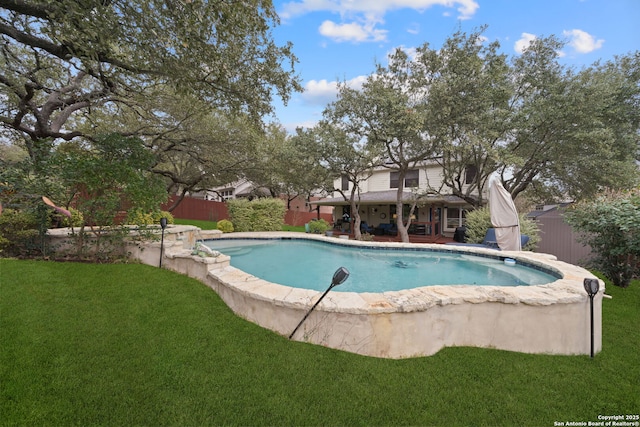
[269,0,639,132]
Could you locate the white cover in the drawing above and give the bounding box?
[488,173,521,251]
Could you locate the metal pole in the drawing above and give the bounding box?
[289,285,334,339]
[589,294,595,358]
[159,228,165,268]
[583,278,599,359]
[289,267,349,340]
[159,217,168,268]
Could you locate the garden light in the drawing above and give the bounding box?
[159,217,168,268]
[583,278,600,358]
[289,267,350,340]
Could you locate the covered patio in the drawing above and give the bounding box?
[312,190,471,244]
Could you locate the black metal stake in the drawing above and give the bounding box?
[589,293,595,358]
[159,217,168,268]
[289,267,349,340]
[583,278,600,358]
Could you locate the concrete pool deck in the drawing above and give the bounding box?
[48,226,604,358]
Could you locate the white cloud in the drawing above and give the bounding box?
[279,0,479,43]
[302,79,339,104]
[280,0,479,20]
[319,20,387,43]
[302,75,368,104]
[563,29,604,54]
[514,32,536,54]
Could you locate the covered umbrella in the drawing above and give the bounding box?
[488,173,521,251]
[42,196,72,218]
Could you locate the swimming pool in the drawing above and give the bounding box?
[122,228,603,358]
[205,238,559,292]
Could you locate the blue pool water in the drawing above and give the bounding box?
[205,238,559,293]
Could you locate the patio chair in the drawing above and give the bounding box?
[446,228,499,249]
[375,223,397,236]
[360,221,375,234]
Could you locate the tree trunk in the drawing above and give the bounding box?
[395,185,410,243]
[350,198,362,240]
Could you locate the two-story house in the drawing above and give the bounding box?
[312,162,487,239]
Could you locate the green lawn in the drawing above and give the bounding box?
[1,259,638,426]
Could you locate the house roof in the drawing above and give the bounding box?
[310,190,471,206]
[527,202,573,219]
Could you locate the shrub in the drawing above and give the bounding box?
[156,211,174,225]
[227,198,285,232]
[59,207,84,228]
[464,206,539,250]
[217,219,234,233]
[565,189,640,288]
[308,219,330,234]
[0,208,46,257]
[126,209,174,226]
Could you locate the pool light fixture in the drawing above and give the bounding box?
[159,217,168,268]
[289,267,350,340]
[583,278,600,358]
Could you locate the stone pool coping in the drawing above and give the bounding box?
[49,227,604,358]
[206,231,595,308]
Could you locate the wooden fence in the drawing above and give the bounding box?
[162,195,333,227]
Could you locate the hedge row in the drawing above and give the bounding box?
[226,198,286,232]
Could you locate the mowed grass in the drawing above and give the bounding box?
[1,259,638,426]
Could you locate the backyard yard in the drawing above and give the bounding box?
[1,259,638,426]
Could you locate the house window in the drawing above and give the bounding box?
[465,165,477,185]
[390,170,419,188]
[341,175,349,191]
[446,207,466,229]
[405,169,419,188]
[220,190,234,201]
[390,172,399,189]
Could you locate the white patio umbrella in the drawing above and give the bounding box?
[488,173,521,251]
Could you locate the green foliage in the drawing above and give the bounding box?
[464,207,494,244]
[157,211,174,225]
[565,189,640,287]
[1,0,300,147]
[59,207,84,228]
[53,134,167,227]
[227,198,285,232]
[0,208,47,257]
[217,219,234,233]
[307,219,330,234]
[126,209,174,226]
[465,206,539,250]
[45,134,167,261]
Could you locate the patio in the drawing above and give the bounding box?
[331,229,455,244]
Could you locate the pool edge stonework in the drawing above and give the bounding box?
[113,228,602,358]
